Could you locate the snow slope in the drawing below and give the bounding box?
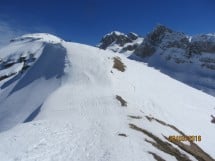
[0,33,66,131]
[0,34,214,161]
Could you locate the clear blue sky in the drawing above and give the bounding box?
[0,0,215,45]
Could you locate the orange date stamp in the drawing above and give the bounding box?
[168,135,201,142]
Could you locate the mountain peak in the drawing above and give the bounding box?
[109,31,125,36]
[98,31,142,52]
[98,31,130,50]
[127,32,139,40]
[153,24,173,34]
[10,33,63,44]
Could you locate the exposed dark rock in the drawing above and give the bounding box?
[3,61,16,68]
[123,43,139,51]
[127,115,142,119]
[148,151,166,161]
[116,95,127,107]
[0,73,16,81]
[135,42,156,57]
[98,31,132,49]
[211,115,215,124]
[202,63,215,70]
[99,25,215,96]
[130,115,215,161]
[191,34,215,53]
[0,52,37,82]
[186,43,201,57]
[99,26,215,60]
[148,25,173,45]
[112,57,126,72]
[118,133,127,137]
[127,32,138,40]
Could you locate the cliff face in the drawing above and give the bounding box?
[97,31,143,54]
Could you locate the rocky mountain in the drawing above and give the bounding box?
[97,31,144,56]
[98,25,215,96]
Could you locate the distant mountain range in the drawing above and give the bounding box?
[98,25,215,96]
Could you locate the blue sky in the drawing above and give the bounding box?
[0,0,215,46]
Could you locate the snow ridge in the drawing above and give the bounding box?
[0,33,214,161]
[0,35,67,131]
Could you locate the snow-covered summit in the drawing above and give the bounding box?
[98,31,143,55]
[10,33,63,44]
[0,33,65,96]
[104,31,126,37]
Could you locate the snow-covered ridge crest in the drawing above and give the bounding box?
[98,31,143,56]
[104,31,126,37]
[0,33,65,84]
[10,33,63,44]
[0,33,67,132]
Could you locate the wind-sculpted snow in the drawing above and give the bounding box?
[0,42,67,132]
[9,43,66,94]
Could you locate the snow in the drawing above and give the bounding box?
[124,37,144,47]
[102,31,128,40]
[0,33,214,161]
[11,33,63,44]
[108,31,126,36]
[191,33,215,42]
[0,35,66,131]
[129,32,138,37]
[106,37,144,56]
[131,46,215,96]
[0,62,23,77]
